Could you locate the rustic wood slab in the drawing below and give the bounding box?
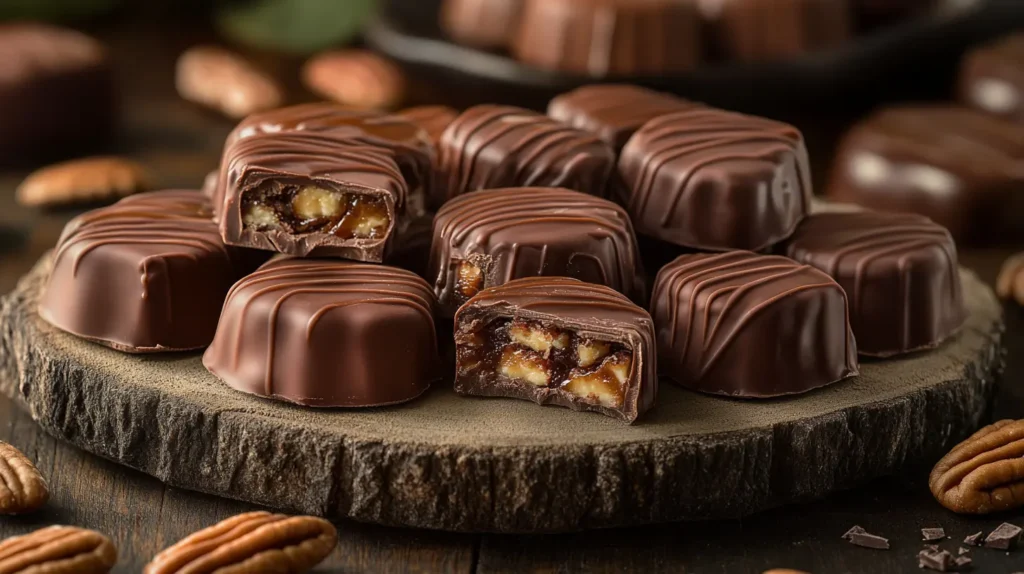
[0,254,1004,533]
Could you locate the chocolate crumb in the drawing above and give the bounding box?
[842,525,867,541]
[954,555,972,568]
[922,527,946,541]
[924,544,940,552]
[918,548,955,571]
[958,547,969,555]
[848,531,890,550]
[964,532,983,546]
[984,522,1022,550]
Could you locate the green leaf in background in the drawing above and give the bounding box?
[216,0,377,54]
[0,0,121,21]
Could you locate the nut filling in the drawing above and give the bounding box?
[457,318,632,408]
[241,183,390,240]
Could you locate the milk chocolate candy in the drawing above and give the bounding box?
[959,34,1024,124]
[217,131,407,262]
[435,105,616,208]
[203,257,439,407]
[618,107,812,252]
[826,105,1024,242]
[39,191,262,353]
[455,277,657,423]
[651,251,859,398]
[428,187,645,317]
[396,105,459,144]
[784,212,966,357]
[547,85,699,152]
[701,0,851,62]
[440,0,524,50]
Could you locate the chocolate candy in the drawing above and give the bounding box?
[396,105,459,144]
[826,105,1024,242]
[203,257,439,407]
[0,23,114,166]
[959,34,1024,124]
[512,0,702,76]
[454,277,656,423]
[440,0,523,50]
[701,0,851,62]
[547,85,698,152]
[618,107,812,252]
[435,105,616,208]
[784,211,966,357]
[385,213,435,278]
[651,251,858,398]
[217,131,407,262]
[428,187,645,317]
[39,191,261,353]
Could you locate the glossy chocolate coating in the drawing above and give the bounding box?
[435,105,616,207]
[440,0,523,49]
[428,187,645,317]
[618,107,812,252]
[454,277,656,423]
[547,85,699,152]
[784,212,966,357]
[651,251,859,398]
[396,105,459,144]
[39,191,261,353]
[826,105,1024,242]
[701,0,851,62]
[218,131,408,262]
[203,257,439,407]
[0,23,114,166]
[959,34,1024,124]
[513,0,702,76]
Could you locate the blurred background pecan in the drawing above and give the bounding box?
[0,525,117,573]
[929,419,1024,514]
[0,441,49,514]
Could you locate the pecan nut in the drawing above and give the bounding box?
[176,46,283,119]
[0,525,117,573]
[301,50,406,110]
[0,441,49,514]
[997,252,1024,306]
[16,157,151,208]
[929,419,1024,513]
[144,511,337,574]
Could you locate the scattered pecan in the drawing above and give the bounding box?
[144,511,337,574]
[0,525,117,573]
[16,157,151,208]
[929,419,1024,513]
[997,252,1024,305]
[302,50,406,110]
[176,46,283,119]
[0,441,49,514]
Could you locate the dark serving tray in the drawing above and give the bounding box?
[367,0,1024,116]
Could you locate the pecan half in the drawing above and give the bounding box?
[0,525,117,573]
[176,46,283,119]
[997,252,1024,306]
[929,419,1024,513]
[301,50,406,110]
[0,441,49,514]
[16,156,150,208]
[144,511,337,574]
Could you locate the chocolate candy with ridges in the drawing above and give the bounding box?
[428,187,645,317]
[435,105,616,208]
[396,105,459,144]
[618,107,812,252]
[959,34,1024,124]
[39,191,263,353]
[701,0,851,62]
[784,212,966,357]
[203,257,439,407]
[455,277,656,423]
[651,251,858,398]
[218,131,407,262]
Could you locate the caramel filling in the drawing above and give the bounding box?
[241,184,390,240]
[455,260,484,300]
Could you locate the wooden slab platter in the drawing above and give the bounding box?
[0,254,1004,533]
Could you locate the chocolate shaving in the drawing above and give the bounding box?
[924,544,940,552]
[848,532,890,550]
[842,525,867,541]
[958,547,969,555]
[918,548,955,572]
[922,527,946,541]
[964,532,983,546]
[954,555,972,568]
[984,522,1022,550]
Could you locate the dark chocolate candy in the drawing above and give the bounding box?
[826,105,1024,242]
[454,277,656,423]
[435,105,616,207]
[784,212,966,357]
[547,84,699,152]
[959,33,1024,124]
[651,251,858,398]
[428,187,645,317]
[203,257,439,407]
[618,107,812,252]
[700,0,851,62]
[39,191,262,353]
[440,0,523,50]
[396,105,459,144]
[512,0,702,76]
[218,131,407,262]
[0,23,114,166]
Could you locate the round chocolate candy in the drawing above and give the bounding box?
[203,257,439,407]
[428,187,645,317]
[651,251,859,398]
[784,211,966,357]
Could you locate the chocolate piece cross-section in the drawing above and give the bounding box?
[435,105,616,207]
[203,257,439,407]
[618,107,812,252]
[785,212,966,357]
[454,277,656,423]
[217,131,407,262]
[651,251,858,398]
[39,191,264,353]
[959,33,1024,124]
[428,187,645,317]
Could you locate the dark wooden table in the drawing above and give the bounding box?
[2,5,1024,573]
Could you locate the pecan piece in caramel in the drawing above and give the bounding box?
[0,525,117,573]
[0,441,49,514]
[144,511,337,574]
[929,419,1024,514]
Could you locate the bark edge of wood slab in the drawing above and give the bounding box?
[0,254,1005,533]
